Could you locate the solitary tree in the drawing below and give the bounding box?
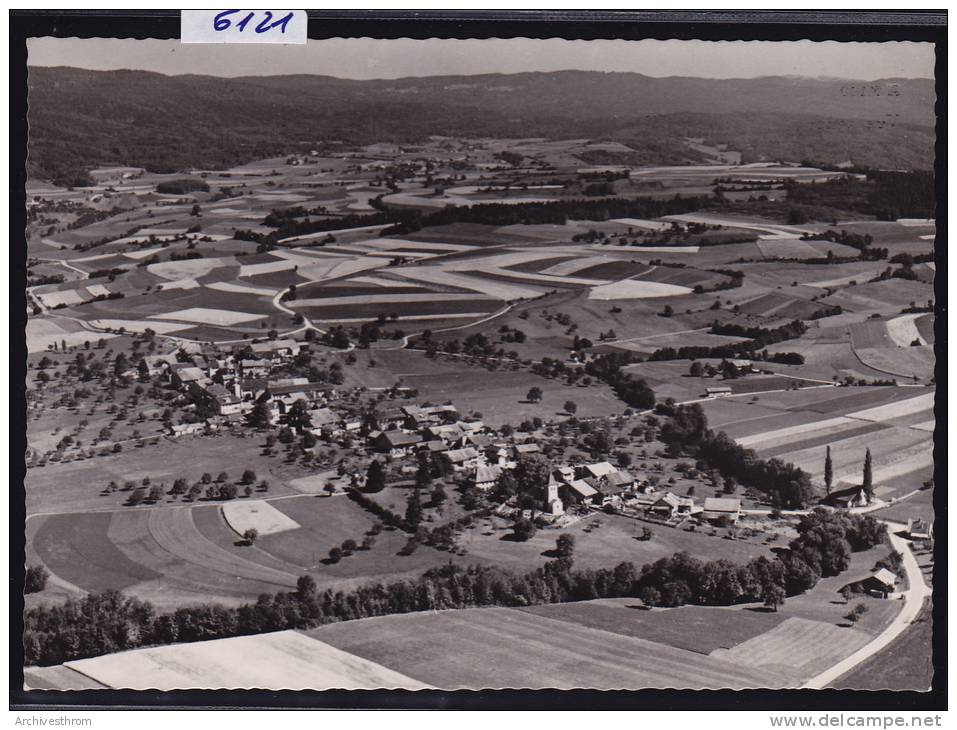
[762,584,786,612]
[296,575,317,600]
[526,386,543,403]
[365,460,386,493]
[242,528,259,546]
[824,445,834,495]
[563,400,577,416]
[862,448,874,502]
[405,488,423,527]
[555,533,576,560]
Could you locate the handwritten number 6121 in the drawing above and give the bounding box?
[213,10,294,34]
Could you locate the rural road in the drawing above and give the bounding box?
[801,521,930,689]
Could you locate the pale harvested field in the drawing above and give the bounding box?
[148,307,265,326]
[847,392,937,422]
[291,293,494,308]
[607,218,673,231]
[309,607,788,689]
[735,416,853,448]
[88,318,193,333]
[26,318,118,352]
[239,259,297,277]
[589,280,691,300]
[206,281,279,296]
[392,268,544,300]
[63,631,430,690]
[157,278,201,291]
[839,445,934,489]
[779,427,929,483]
[24,666,109,691]
[349,275,422,288]
[149,258,232,281]
[713,617,872,682]
[36,289,85,307]
[855,346,935,381]
[317,312,490,324]
[222,500,301,537]
[85,284,111,298]
[887,314,929,347]
[363,239,472,252]
[122,246,165,260]
[910,420,935,432]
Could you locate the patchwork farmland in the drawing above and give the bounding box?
[23,112,936,693]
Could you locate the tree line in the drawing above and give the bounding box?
[23,508,884,667]
[659,402,814,508]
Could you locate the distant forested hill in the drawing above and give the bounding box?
[26,67,936,181]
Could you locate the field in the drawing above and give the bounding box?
[23,139,935,689]
[58,630,429,691]
[700,386,935,497]
[308,606,791,689]
[830,599,935,691]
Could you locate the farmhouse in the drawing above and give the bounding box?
[250,339,301,360]
[169,422,205,437]
[445,447,483,471]
[843,568,899,599]
[240,358,272,378]
[648,492,695,520]
[577,461,618,480]
[822,486,870,509]
[169,364,207,388]
[374,406,408,431]
[472,464,502,492]
[373,430,422,457]
[706,385,733,398]
[907,518,934,540]
[512,442,542,458]
[196,382,245,417]
[702,497,742,524]
[560,478,600,506]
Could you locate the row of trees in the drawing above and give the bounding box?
[23,509,884,667]
[659,403,815,508]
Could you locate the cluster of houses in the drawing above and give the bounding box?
[363,400,746,524]
[143,340,352,433]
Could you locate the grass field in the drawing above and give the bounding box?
[521,600,786,654]
[830,599,934,691]
[713,616,874,683]
[308,606,790,689]
[26,433,299,516]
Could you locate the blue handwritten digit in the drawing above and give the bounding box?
[213,10,238,31]
[270,11,294,33]
[254,11,275,33]
[236,11,255,32]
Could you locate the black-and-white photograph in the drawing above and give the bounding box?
[18,23,938,696]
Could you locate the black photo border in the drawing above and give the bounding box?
[9,8,947,712]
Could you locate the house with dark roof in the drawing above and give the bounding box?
[373,430,422,457]
[821,485,870,509]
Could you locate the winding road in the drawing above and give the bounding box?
[802,520,930,688]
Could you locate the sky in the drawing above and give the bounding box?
[26,37,935,81]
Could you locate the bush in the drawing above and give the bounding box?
[25,565,49,594]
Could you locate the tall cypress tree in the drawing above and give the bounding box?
[824,445,833,495]
[862,448,874,502]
